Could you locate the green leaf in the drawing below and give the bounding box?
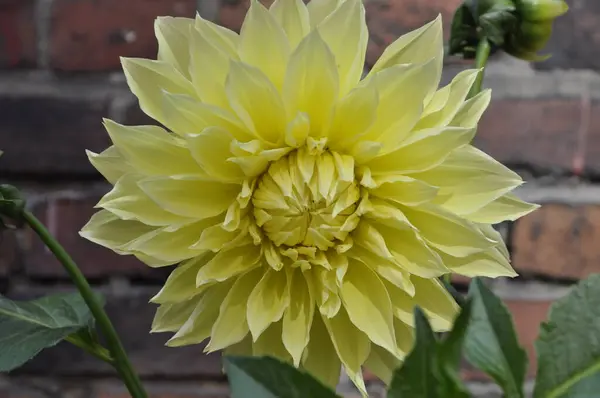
[224,356,340,398]
[464,279,528,398]
[0,292,96,372]
[533,274,600,398]
[438,299,474,398]
[388,308,441,398]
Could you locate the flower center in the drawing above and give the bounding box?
[252,148,361,251]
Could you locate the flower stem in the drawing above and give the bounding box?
[23,211,148,398]
[468,37,492,98]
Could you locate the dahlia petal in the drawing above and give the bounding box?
[479,224,510,259]
[401,205,497,257]
[196,244,261,286]
[362,196,416,231]
[167,281,233,347]
[369,16,443,101]
[150,256,212,304]
[341,259,397,356]
[411,277,459,331]
[269,0,310,49]
[97,173,192,226]
[86,147,132,184]
[194,15,239,58]
[155,16,194,78]
[121,58,195,125]
[328,81,379,146]
[224,334,253,357]
[450,89,492,128]
[316,0,367,95]
[80,210,155,252]
[284,112,310,147]
[247,268,289,340]
[370,175,438,206]
[301,313,341,388]
[283,30,338,137]
[441,248,517,278]
[361,61,438,149]
[463,193,539,223]
[226,61,287,144]
[186,127,244,182]
[307,266,342,318]
[239,0,290,89]
[368,126,476,174]
[133,252,173,267]
[161,91,251,140]
[282,269,314,366]
[415,69,480,130]
[189,223,243,251]
[370,221,449,277]
[364,344,401,385]
[139,175,240,219]
[151,299,198,333]
[103,119,201,176]
[252,321,292,362]
[322,308,369,395]
[207,268,263,351]
[189,26,234,108]
[306,0,341,28]
[393,317,416,356]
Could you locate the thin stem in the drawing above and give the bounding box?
[65,335,114,365]
[468,37,492,98]
[23,211,148,398]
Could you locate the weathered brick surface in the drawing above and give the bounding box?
[0,230,17,277]
[23,196,167,279]
[50,0,197,71]
[14,288,223,378]
[95,382,230,398]
[512,204,600,280]
[0,1,36,68]
[0,95,111,176]
[535,0,600,71]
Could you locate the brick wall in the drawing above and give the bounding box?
[0,0,597,397]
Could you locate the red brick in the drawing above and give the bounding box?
[476,99,583,173]
[22,196,166,279]
[512,204,600,281]
[49,0,197,71]
[0,1,36,68]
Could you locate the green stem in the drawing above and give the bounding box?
[468,37,492,98]
[66,335,114,365]
[23,211,148,398]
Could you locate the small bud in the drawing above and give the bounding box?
[518,0,569,22]
[0,184,26,222]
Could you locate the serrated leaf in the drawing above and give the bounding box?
[224,356,340,398]
[533,274,600,398]
[464,279,527,398]
[388,308,441,398]
[438,299,474,398]
[0,292,96,371]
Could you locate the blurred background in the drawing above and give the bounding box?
[0,0,597,397]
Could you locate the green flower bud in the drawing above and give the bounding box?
[517,0,569,22]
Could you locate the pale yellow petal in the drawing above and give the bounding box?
[370,175,438,206]
[306,0,341,28]
[80,210,155,252]
[103,119,201,176]
[411,276,459,331]
[151,299,198,333]
[364,344,401,385]
[463,193,540,223]
[282,269,314,366]
[167,281,233,347]
[301,313,341,389]
[150,255,213,304]
[226,61,287,144]
[86,147,132,184]
[239,0,290,88]
[155,16,194,78]
[450,89,492,128]
[196,245,261,286]
[121,58,195,125]
[252,321,292,362]
[341,259,397,356]
[441,248,517,278]
[316,0,367,95]
[283,30,338,137]
[270,0,310,49]
[247,268,289,340]
[186,127,244,183]
[139,175,240,219]
[195,14,239,57]
[369,15,443,102]
[207,268,263,351]
[224,334,253,357]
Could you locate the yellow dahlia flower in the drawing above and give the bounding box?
[81,0,537,393]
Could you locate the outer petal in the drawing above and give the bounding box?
[282,269,314,366]
[121,58,195,126]
[186,127,245,183]
[364,344,401,385]
[86,147,132,185]
[316,0,368,95]
[440,248,517,278]
[283,31,338,137]
[151,299,199,333]
[155,16,194,78]
[463,193,539,223]
[411,277,459,331]
[150,255,213,304]
[369,175,438,206]
[306,0,341,28]
[195,15,239,57]
[79,210,155,252]
[301,314,341,389]
[252,321,292,362]
[196,244,261,286]
[269,0,310,49]
[450,89,492,128]
[239,0,290,89]
[247,268,290,340]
